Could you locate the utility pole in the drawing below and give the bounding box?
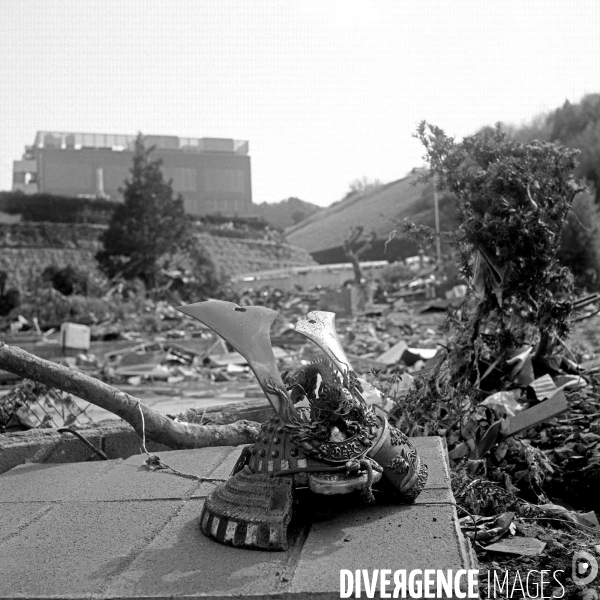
[433,176,442,264]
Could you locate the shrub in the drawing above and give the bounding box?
[41,265,90,296]
[394,123,584,435]
[0,192,118,224]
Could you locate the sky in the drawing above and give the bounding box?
[1,0,598,207]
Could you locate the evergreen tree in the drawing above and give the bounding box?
[96,134,192,289]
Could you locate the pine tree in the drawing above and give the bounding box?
[96,134,192,289]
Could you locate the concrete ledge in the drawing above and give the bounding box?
[0,398,272,474]
[0,420,172,474]
[0,437,474,599]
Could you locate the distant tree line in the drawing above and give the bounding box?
[484,93,600,291]
[507,93,600,202]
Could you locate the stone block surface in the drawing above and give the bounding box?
[0,459,119,502]
[0,502,53,543]
[70,446,232,501]
[291,503,470,597]
[0,500,182,598]
[414,486,456,505]
[194,445,242,497]
[107,498,300,599]
[413,435,451,489]
[0,436,471,599]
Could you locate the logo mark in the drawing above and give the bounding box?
[572,551,598,586]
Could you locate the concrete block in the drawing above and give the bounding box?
[0,427,85,466]
[61,322,91,350]
[0,502,53,543]
[415,487,456,505]
[71,447,232,501]
[0,437,468,599]
[0,434,55,474]
[193,445,242,498]
[0,460,119,502]
[0,422,118,474]
[107,498,299,599]
[0,499,182,598]
[101,423,172,460]
[291,503,471,597]
[412,436,451,489]
[42,428,105,464]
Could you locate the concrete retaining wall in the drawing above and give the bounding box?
[0,398,272,474]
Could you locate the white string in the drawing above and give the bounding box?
[136,397,226,483]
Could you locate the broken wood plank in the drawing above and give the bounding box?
[485,536,546,556]
[501,391,569,439]
[376,340,408,366]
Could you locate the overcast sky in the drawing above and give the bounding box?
[1,0,598,206]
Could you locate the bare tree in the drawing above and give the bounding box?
[0,342,260,448]
[343,226,376,285]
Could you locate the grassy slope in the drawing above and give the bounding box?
[285,170,456,260]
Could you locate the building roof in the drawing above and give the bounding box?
[31,132,249,155]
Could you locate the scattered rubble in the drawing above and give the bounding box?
[2,260,600,597]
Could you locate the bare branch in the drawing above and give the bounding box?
[0,342,260,449]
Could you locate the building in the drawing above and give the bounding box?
[12,131,253,216]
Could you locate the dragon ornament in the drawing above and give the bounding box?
[177,301,428,550]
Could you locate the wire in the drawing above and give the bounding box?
[135,398,226,483]
[57,428,108,460]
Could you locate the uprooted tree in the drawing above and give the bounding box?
[395,122,585,435]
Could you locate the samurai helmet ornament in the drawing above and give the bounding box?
[177,301,428,551]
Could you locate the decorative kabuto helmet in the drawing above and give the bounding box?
[177,301,427,551]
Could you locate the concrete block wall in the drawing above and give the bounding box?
[0,398,272,474]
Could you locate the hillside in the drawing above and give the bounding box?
[195,233,316,278]
[285,169,456,263]
[0,222,316,294]
[254,197,322,230]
